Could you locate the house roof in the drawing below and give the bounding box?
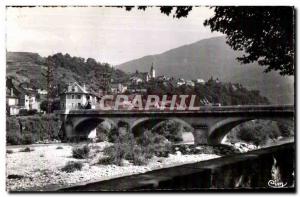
[60,81,101,98]
[6,77,36,97]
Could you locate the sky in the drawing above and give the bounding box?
[6,6,222,65]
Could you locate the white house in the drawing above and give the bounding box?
[60,82,99,110]
[6,87,19,115]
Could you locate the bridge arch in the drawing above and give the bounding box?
[71,117,117,139]
[130,117,194,139]
[208,117,294,145]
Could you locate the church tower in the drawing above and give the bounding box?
[150,63,156,78]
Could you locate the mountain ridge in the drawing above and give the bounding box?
[117,36,294,104]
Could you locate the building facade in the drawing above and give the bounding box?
[60,82,99,110]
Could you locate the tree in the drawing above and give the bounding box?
[124,6,193,18]
[204,7,294,76]
[124,6,294,75]
[40,100,48,113]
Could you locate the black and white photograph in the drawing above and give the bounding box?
[4,3,296,192]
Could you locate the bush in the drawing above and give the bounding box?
[19,147,33,152]
[132,146,147,166]
[6,150,13,154]
[226,120,283,146]
[98,156,114,165]
[56,146,63,149]
[107,121,130,143]
[95,123,109,142]
[7,133,22,145]
[101,128,171,166]
[61,161,83,173]
[277,122,294,137]
[102,131,142,166]
[72,145,90,159]
[6,114,62,145]
[22,134,34,145]
[137,129,171,158]
[19,109,28,116]
[27,109,38,115]
[96,132,108,142]
[152,120,185,143]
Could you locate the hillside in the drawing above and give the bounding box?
[117,36,294,104]
[6,52,129,94]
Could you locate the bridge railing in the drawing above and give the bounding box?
[56,104,294,115]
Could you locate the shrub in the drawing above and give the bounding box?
[137,129,171,158]
[227,120,283,146]
[102,132,140,166]
[101,128,172,166]
[96,132,108,142]
[132,146,147,166]
[22,134,34,145]
[27,109,38,115]
[20,147,33,152]
[6,150,13,154]
[56,146,63,149]
[108,121,130,143]
[157,120,184,143]
[72,145,90,159]
[98,156,114,165]
[7,133,22,145]
[95,124,109,142]
[19,109,28,116]
[61,161,83,173]
[6,115,62,145]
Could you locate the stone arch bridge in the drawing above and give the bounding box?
[58,105,294,145]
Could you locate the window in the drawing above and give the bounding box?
[72,95,74,99]
[78,103,81,108]
[77,95,81,99]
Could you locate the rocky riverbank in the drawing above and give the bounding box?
[6,142,219,191]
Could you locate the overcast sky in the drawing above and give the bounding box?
[6,6,222,65]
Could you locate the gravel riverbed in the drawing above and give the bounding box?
[6,142,219,191]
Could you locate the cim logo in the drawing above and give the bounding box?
[268,180,287,188]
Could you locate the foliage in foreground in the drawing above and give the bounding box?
[226,120,294,146]
[6,114,61,145]
[19,147,34,152]
[100,128,171,166]
[6,150,13,154]
[72,145,90,159]
[61,161,83,173]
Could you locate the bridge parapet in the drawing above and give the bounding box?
[57,105,294,115]
[58,105,294,144]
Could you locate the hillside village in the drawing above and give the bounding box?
[6,62,215,115]
[6,51,272,116]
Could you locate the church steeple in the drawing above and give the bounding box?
[150,63,155,78]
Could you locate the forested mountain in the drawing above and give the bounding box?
[117,36,294,104]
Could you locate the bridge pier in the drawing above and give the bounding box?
[192,124,209,145]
